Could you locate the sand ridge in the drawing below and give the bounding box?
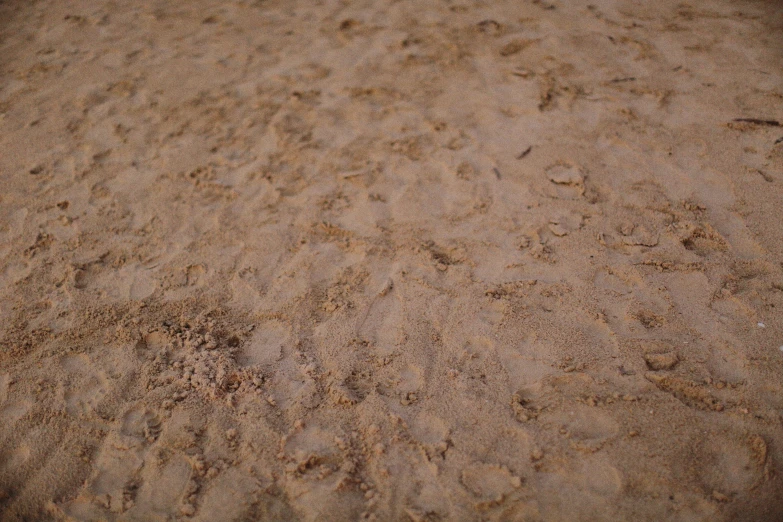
[1,0,783,520]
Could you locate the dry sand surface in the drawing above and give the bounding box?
[1,0,783,520]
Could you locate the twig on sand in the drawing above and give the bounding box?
[493,167,502,179]
[732,118,781,127]
[517,146,532,159]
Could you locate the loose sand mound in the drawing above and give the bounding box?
[1,0,782,520]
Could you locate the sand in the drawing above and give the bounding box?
[1,0,783,520]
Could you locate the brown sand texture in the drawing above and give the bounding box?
[1,0,783,520]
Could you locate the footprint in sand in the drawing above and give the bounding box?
[496,335,558,394]
[573,456,623,497]
[548,405,620,454]
[0,443,31,472]
[60,354,109,417]
[68,405,162,514]
[281,425,362,519]
[461,463,522,507]
[0,399,31,426]
[396,364,424,404]
[185,264,206,286]
[238,319,289,367]
[357,275,404,359]
[410,413,450,458]
[283,424,343,475]
[705,342,750,385]
[127,455,192,517]
[82,438,146,513]
[121,405,163,442]
[545,163,585,200]
[696,433,771,496]
[194,467,260,521]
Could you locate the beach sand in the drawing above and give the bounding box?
[1,0,783,520]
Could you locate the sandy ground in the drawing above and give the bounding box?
[1,0,783,520]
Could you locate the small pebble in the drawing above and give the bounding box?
[378,278,393,296]
[530,449,543,461]
[758,322,765,328]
